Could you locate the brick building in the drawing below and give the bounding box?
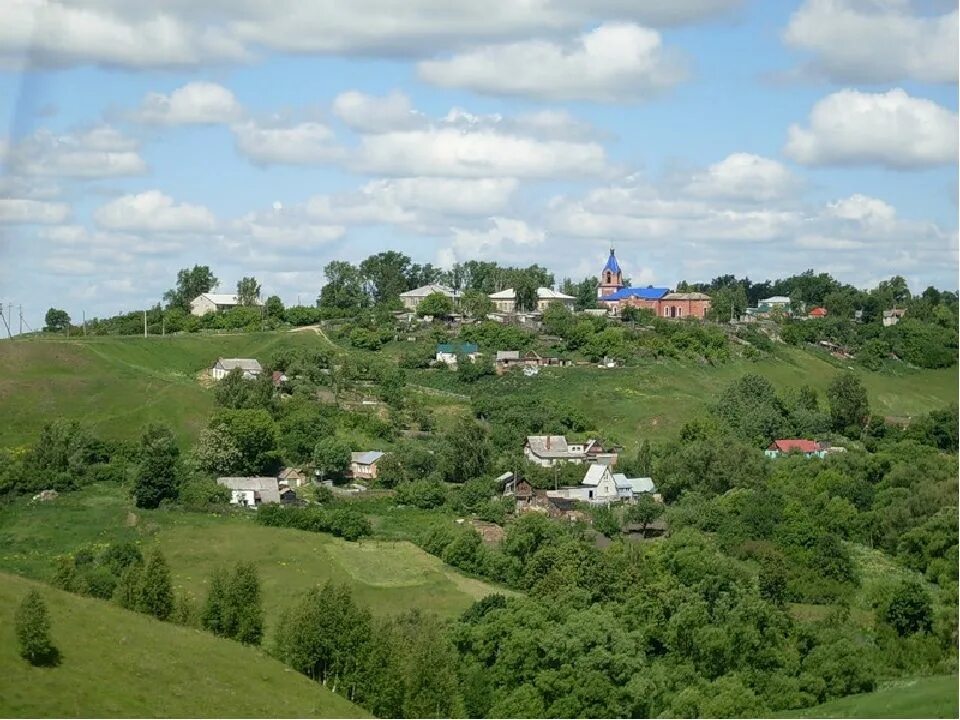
[595,250,712,319]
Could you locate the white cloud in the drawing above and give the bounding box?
[232,119,344,165]
[134,81,243,125]
[825,193,897,227]
[684,153,799,202]
[0,198,70,224]
[0,0,742,69]
[332,90,424,133]
[93,190,216,232]
[353,128,607,178]
[418,23,686,101]
[784,0,958,83]
[6,125,147,178]
[785,89,958,169]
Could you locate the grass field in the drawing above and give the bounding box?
[0,332,331,447]
[0,484,507,632]
[0,333,954,450]
[0,572,365,718]
[779,675,959,718]
[414,345,957,447]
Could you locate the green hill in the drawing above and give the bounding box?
[0,572,366,718]
[0,333,955,448]
[0,484,509,629]
[779,675,959,718]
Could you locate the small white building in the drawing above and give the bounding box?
[399,284,459,311]
[190,293,262,316]
[547,465,657,506]
[882,308,906,327]
[524,435,617,467]
[211,358,263,380]
[435,343,480,366]
[488,287,576,313]
[217,477,281,507]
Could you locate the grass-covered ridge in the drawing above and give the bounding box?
[0,572,366,718]
[779,675,958,718]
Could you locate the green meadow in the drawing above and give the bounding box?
[779,675,959,718]
[0,572,366,718]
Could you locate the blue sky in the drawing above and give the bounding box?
[0,0,957,330]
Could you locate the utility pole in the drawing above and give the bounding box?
[162,313,166,337]
[82,310,87,336]
[18,305,22,336]
[0,305,10,339]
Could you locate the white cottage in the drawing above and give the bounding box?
[211,358,263,380]
[190,293,262,316]
[399,284,459,311]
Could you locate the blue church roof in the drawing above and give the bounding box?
[603,249,621,275]
[604,286,670,301]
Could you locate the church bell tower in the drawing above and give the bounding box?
[598,248,624,298]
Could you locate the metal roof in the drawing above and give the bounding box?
[603,249,621,275]
[217,477,280,504]
[215,358,263,371]
[603,286,670,301]
[400,284,458,298]
[351,451,385,465]
[436,343,479,354]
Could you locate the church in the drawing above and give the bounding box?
[596,249,712,320]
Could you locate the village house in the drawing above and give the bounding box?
[764,439,827,459]
[758,296,792,315]
[211,358,263,380]
[399,283,460,311]
[435,342,480,366]
[488,287,576,313]
[217,476,282,507]
[524,435,618,467]
[495,350,562,374]
[808,306,828,318]
[883,308,907,327]
[547,464,657,506]
[278,467,308,488]
[350,451,386,480]
[190,293,262,316]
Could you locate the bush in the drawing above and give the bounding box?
[396,478,448,509]
[178,477,232,510]
[254,504,371,541]
[15,590,59,666]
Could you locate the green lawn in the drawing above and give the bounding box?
[0,572,366,718]
[0,484,507,632]
[0,332,330,447]
[779,675,959,718]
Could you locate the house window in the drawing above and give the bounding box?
[588,490,594,499]
[677,307,682,317]
[663,307,669,317]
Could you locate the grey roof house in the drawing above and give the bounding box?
[217,476,281,507]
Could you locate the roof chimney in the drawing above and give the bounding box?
[546,436,551,450]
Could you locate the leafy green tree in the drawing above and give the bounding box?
[313,436,352,481]
[137,548,173,621]
[113,562,144,610]
[237,276,261,306]
[827,373,869,434]
[457,354,494,383]
[189,427,244,477]
[318,261,367,311]
[714,373,788,445]
[15,590,59,666]
[439,416,491,483]
[44,308,71,332]
[416,292,455,318]
[626,494,663,534]
[209,410,281,476]
[460,289,493,319]
[592,506,621,538]
[133,423,181,509]
[265,295,284,318]
[881,579,933,636]
[396,478,447,509]
[164,265,218,311]
[360,251,413,306]
[636,440,653,477]
[542,301,573,337]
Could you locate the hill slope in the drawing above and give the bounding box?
[781,675,958,718]
[0,572,366,718]
[1,334,954,448]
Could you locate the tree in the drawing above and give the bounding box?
[200,567,231,637]
[827,373,869,434]
[439,417,491,483]
[133,423,181,509]
[15,590,59,666]
[513,273,539,313]
[416,292,455,318]
[313,436,352,480]
[542,302,573,337]
[265,295,284,319]
[592,506,621,538]
[228,562,264,644]
[44,308,71,333]
[209,410,281,476]
[138,548,173,621]
[164,265,218,311]
[461,289,493,319]
[237,276,261,306]
[882,579,933,636]
[360,251,412,306]
[319,261,367,311]
[626,494,663,534]
[636,440,653,477]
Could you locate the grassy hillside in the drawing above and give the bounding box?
[1,333,954,450]
[0,484,507,630]
[0,572,365,718]
[414,345,957,445]
[780,675,958,718]
[0,332,330,447]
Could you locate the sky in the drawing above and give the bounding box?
[0,0,957,331]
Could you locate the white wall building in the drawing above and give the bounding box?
[399,284,459,311]
[488,287,576,313]
[211,358,263,380]
[190,293,262,316]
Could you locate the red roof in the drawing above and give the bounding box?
[769,439,820,453]
[809,307,827,317]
